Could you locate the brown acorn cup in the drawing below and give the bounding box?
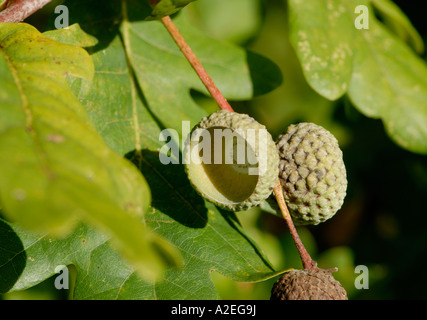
[270,268,348,300]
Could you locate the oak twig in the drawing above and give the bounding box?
[146,0,233,111]
[273,180,318,270]
[159,15,234,112]
[0,0,52,23]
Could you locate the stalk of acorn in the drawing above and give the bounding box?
[154,2,348,300]
[153,4,316,271]
[272,180,318,270]
[0,0,319,272]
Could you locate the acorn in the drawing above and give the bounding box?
[183,110,280,211]
[270,269,348,300]
[274,122,347,225]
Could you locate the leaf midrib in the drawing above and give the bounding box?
[121,0,142,154]
[0,44,54,179]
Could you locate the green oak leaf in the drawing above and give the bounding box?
[288,0,427,154]
[0,22,180,281]
[3,153,282,299]
[3,0,284,299]
[43,23,99,48]
[370,0,424,54]
[288,0,354,101]
[347,0,427,154]
[0,218,26,293]
[124,1,282,134]
[51,0,164,157]
[63,0,282,153]
[185,0,262,44]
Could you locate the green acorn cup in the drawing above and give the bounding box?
[184,110,280,211]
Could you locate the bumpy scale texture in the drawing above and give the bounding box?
[276,122,347,225]
[184,110,280,211]
[270,269,348,300]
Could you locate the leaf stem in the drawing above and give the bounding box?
[156,3,316,270]
[0,0,52,22]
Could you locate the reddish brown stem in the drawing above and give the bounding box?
[157,3,315,270]
[146,0,233,112]
[0,0,52,23]
[160,16,234,112]
[273,180,318,270]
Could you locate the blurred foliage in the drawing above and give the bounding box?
[3,0,427,300]
[188,0,427,300]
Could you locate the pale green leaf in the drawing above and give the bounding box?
[0,22,180,281]
[0,0,285,299]
[288,0,354,100]
[346,0,427,154]
[288,0,427,154]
